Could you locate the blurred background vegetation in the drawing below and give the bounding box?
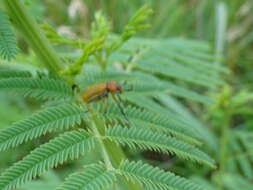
[1,0,253,189]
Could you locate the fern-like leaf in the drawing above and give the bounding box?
[0,10,19,60]
[111,37,225,90]
[110,5,152,51]
[78,69,213,104]
[77,69,132,89]
[137,60,221,88]
[0,77,73,100]
[157,94,218,150]
[41,23,85,48]
[220,173,253,190]
[57,164,116,190]
[228,130,253,179]
[0,103,87,152]
[0,63,37,73]
[0,130,97,190]
[190,176,216,190]
[106,126,215,168]
[119,160,205,190]
[0,70,32,79]
[101,104,201,145]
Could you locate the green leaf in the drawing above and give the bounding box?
[0,10,19,60]
[157,94,218,150]
[110,4,153,51]
[101,104,201,145]
[0,77,73,100]
[137,60,220,88]
[78,69,213,104]
[228,130,253,179]
[106,126,215,168]
[0,70,32,79]
[119,160,205,190]
[0,130,97,190]
[111,37,226,90]
[57,164,116,190]
[216,173,253,190]
[0,103,87,152]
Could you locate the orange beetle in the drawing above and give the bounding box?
[82,81,123,103]
[82,81,130,123]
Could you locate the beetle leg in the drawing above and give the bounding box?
[111,94,130,125]
[87,91,109,103]
[116,93,124,102]
[103,93,109,114]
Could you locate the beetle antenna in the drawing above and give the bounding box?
[122,80,133,92]
[122,80,127,86]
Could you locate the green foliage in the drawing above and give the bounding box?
[62,37,106,76]
[0,10,19,60]
[59,4,153,76]
[2,0,62,73]
[0,130,97,190]
[101,103,201,145]
[0,67,216,189]
[41,23,85,48]
[91,11,111,40]
[106,126,215,168]
[0,70,32,79]
[119,160,205,190]
[78,68,214,104]
[156,94,218,150]
[19,171,61,190]
[0,94,30,129]
[110,37,226,90]
[0,103,86,151]
[227,130,253,179]
[78,68,205,102]
[218,174,253,190]
[110,4,153,51]
[0,3,222,190]
[57,160,209,190]
[189,176,216,190]
[121,4,152,40]
[0,76,73,100]
[57,164,116,190]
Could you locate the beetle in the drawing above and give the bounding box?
[82,81,130,123]
[82,81,123,103]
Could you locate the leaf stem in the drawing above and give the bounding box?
[217,112,230,190]
[90,108,143,190]
[93,126,114,170]
[2,0,62,73]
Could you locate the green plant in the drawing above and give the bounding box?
[0,1,223,190]
[208,86,253,190]
[168,85,253,190]
[0,10,19,60]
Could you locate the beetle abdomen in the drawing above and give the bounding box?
[82,83,107,102]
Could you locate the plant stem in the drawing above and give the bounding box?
[91,110,143,190]
[91,121,114,170]
[2,0,62,73]
[217,112,230,190]
[214,2,227,65]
